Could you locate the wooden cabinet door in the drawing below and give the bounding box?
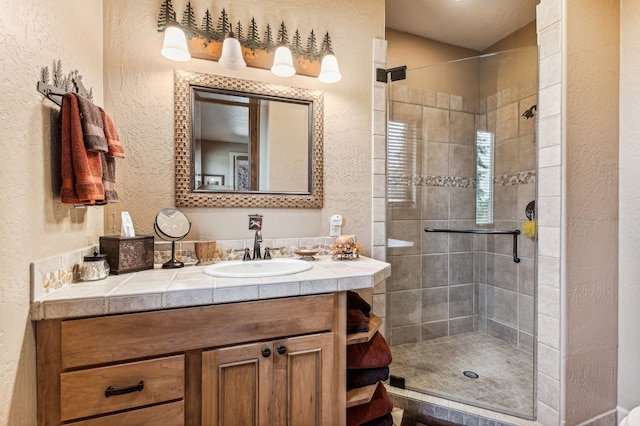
[273,333,335,426]
[202,343,273,426]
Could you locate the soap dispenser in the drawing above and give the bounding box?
[330,215,342,237]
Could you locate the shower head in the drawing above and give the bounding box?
[522,104,537,120]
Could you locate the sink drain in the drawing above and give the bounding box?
[463,370,479,379]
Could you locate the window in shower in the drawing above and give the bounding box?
[476,130,494,224]
[387,120,417,205]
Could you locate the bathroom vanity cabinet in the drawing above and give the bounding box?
[36,293,346,426]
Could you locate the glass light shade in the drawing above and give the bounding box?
[218,34,246,70]
[271,45,296,77]
[318,53,342,83]
[161,26,191,62]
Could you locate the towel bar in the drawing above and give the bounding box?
[424,227,521,263]
[36,60,93,107]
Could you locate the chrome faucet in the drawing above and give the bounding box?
[247,214,264,261]
[253,229,263,260]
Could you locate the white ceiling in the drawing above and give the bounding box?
[385,0,538,51]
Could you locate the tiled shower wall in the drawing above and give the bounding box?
[480,82,537,354]
[386,80,536,353]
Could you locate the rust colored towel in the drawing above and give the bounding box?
[76,94,107,152]
[347,331,392,369]
[347,382,393,426]
[98,108,125,203]
[348,309,370,333]
[60,94,104,204]
[99,107,125,158]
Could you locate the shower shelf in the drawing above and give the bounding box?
[346,314,383,411]
[346,383,379,408]
[346,314,382,345]
[424,227,521,263]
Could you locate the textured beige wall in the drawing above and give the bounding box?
[267,101,308,191]
[619,0,640,414]
[0,1,104,425]
[564,0,619,423]
[479,46,538,99]
[484,21,538,54]
[385,28,479,70]
[103,0,384,250]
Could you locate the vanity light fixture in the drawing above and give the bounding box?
[157,1,341,82]
[161,21,191,62]
[218,25,247,70]
[271,43,296,77]
[318,33,341,83]
[271,22,296,77]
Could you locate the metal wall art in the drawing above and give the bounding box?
[158,0,336,76]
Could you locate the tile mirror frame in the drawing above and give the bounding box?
[174,70,324,208]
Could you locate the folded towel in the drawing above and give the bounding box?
[347,290,372,316]
[361,413,393,426]
[400,410,463,426]
[348,309,370,333]
[347,382,393,426]
[76,94,107,152]
[60,94,105,204]
[347,331,392,369]
[347,366,389,390]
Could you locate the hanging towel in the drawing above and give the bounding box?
[100,107,125,158]
[98,153,117,204]
[98,108,125,203]
[60,93,104,204]
[76,94,107,152]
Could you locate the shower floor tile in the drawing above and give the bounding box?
[389,331,534,418]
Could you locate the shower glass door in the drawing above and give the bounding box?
[385,47,537,419]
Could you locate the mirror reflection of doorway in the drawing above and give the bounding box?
[230,152,249,191]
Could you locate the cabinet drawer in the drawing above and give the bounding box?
[61,294,335,368]
[67,400,184,426]
[60,355,184,421]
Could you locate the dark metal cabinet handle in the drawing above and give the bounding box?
[261,348,272,358]
[105,380,144,398]
[276,345,287,355]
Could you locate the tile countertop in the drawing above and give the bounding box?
[30,256,390,321]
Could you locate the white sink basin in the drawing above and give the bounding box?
[203,258,313,278]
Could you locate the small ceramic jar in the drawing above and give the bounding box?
[79,252,110,281]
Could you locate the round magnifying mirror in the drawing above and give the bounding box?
[154,208,191,268]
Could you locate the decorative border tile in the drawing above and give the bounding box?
[31,237,356,297]
[393,172,535,189]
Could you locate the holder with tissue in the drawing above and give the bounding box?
[99,212,154,274]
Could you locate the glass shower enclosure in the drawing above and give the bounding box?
[385,46,538,419]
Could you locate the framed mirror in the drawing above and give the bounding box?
[174,70,324,208]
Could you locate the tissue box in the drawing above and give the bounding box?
[99,235,154,274]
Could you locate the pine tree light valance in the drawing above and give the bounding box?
[158,0,340,80]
